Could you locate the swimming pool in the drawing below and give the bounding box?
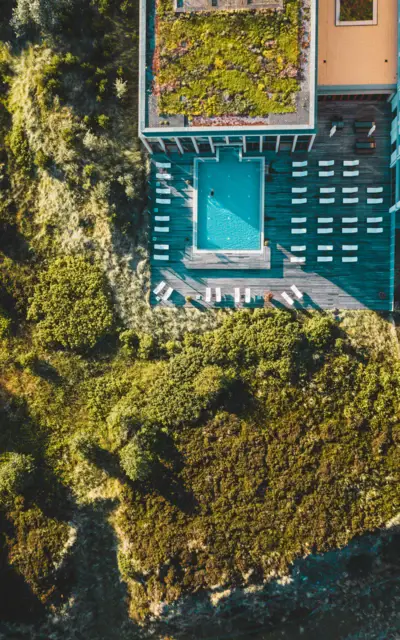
[193,148,264,253]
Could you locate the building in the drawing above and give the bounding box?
[139,0,399,310]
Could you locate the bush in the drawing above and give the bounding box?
[0,313,11,338]
[28,256,114,350]
[0,452,35,508]
[119,434,153,482]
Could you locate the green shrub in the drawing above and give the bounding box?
[0,312,11,338]
[6,122,34,176]
[97,114,110,128]
[28,256,114,350]
[119,434,153,482]
[0,452,35,508]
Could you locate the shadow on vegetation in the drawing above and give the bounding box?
[0,512,47,625]
[31,359,64,385]
[86,444,126,481]
[149,432,198,515]
[53,499,140,640]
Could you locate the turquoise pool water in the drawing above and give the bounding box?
[195,149,263,252]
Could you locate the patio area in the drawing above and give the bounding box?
[149,100,394,310]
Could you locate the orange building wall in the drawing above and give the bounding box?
[318,0,397,87]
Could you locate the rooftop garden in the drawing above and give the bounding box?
[155,0,303,119]
[339,0,374,22]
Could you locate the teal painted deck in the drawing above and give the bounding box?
[149,101,394,310]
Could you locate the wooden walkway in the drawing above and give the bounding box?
[149,101,394,311]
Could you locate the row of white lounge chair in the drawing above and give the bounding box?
[292,197,383,204]
[293,187,383,194]
[153,161,172,262]
[153,284,305,308]
[292,159,362,178]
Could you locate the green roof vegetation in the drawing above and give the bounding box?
[157,0,302,118]
[339,0,374,21]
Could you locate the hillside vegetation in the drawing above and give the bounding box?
[0,2,399,639]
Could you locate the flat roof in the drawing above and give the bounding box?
[139,0,317,135]
[318,0,397,89]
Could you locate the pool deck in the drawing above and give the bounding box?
[149,101,394,310]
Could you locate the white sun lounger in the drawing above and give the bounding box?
[234,288,241,304]
[342,245,358,251]
[291,217,307,223]
[292,187,307,194]
[317,228,333,234]
[292,161,308,168]
[291,245,306,252]
[319,171,334,178]
[290,256,306,263]
[282,292,294,306]
[342,257,358,263]
[163,287,174,301]
[156,188,171,194]
[342,187,358,194]
[292,198,307,205]
[153,254,169,261]
[367,198,383,204]
[156,198,171,204]
[367,228,383,233]
[215,287,221,303]
[290,284,303,299]
[320,187,336,194]
[343,171,359,177]
[319,160,335,167]
[318,217,333,223]
[342,228,358,233]
[367,217,383,223]
[156,161,171,168]
[342,217,358,223]
[156,173,172,180]
[319,198,335,204]
[292,171,308,178]
[245,288,251,304]
[154,226,169,233]
[343,160,359,167]
[154,244,169,250]
[291,228,307,234]
[317,257,333,262]
[318,245,333,251]
[155,216,170,222]
[205,288,212,303]
[343,198,359,204]
[367,187,383,193]
[153,281,166,295]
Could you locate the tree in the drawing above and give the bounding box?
[119,434,153,483]
[11,0,75,35]
[28,255,114,350]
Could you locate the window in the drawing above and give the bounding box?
[211,0,218,6]
[336,0,377,26]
